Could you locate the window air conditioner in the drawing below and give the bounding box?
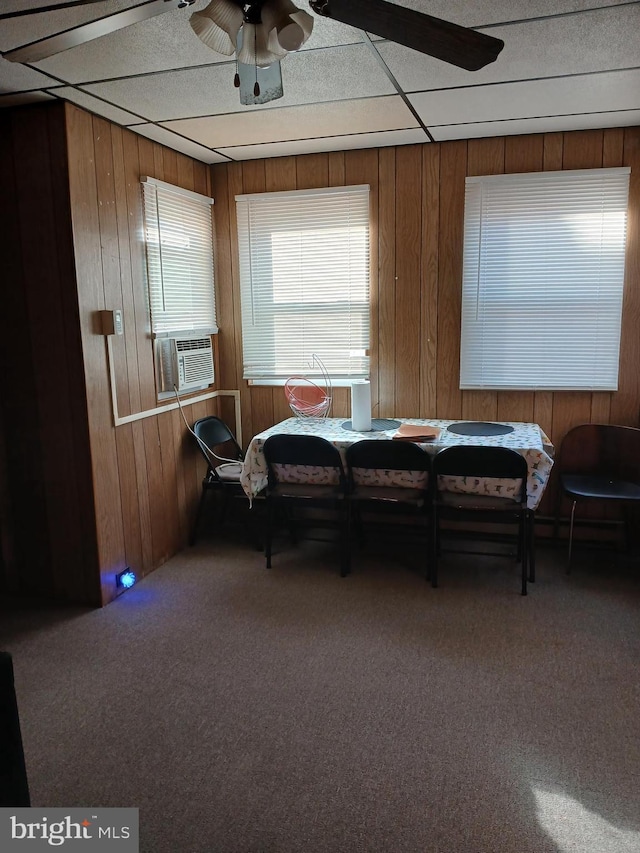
[157,336,215,392]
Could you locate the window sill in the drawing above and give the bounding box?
[247,378,368,388]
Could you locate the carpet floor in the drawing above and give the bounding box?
[1,529,639,853]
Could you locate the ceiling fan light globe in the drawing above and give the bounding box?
[270,19,304,52]
[189,0,243,55]
[238,22,287,67]
[190,17,235,54]
[289,9,314,45]
[262,1,313,52]
[265,21,301,53]
[289,9,313,44]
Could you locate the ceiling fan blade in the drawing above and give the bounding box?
[3,0,192,63]
[0,1,110,21]
[309,0,504,72]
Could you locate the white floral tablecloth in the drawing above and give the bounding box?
[240,418,554,510]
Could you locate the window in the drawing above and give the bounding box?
[460,167,630,391]
[141,177,217,336]
[236,185,370,383]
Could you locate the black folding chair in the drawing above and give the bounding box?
[191,416,247,545]
[263,434,350,577]
[346,439,432,576]
[555,424,640,570]
[432,446,533,595]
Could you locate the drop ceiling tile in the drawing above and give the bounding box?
[377,4,640,93]
[52,87,146,125]
[161,95,419,148]
[430,110,640,141]
[132,123,229,164]
[0,55,61,92]
[80,64,237,121]
[270,44,397,104]
[0,0,142,51]
[81,44,395,121]
[30,0,233,84]
[409,69,640,127]
[302,12,365,49]
[390,0,633,28]
[217,128,430,161]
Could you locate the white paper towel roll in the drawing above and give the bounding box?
[351,380,372,432]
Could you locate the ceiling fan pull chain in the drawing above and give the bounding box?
[253,25,261,97]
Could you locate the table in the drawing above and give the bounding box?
[241,418,554,510]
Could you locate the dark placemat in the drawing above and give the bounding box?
[342,418,401,432]
[447,421,514,436]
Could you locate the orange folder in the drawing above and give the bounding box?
[392,424,441,442]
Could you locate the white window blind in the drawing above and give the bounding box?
[141,177,217,336]
[236,184,370,382]
[460,167,630,391]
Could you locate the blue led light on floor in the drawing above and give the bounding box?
[118,569,137,589]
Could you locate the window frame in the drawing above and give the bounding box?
[235,184,371,385]
[459,167,631,392]
[141,176,218,339]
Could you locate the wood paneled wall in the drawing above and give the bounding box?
[65,104,224,604]
[0,102,221,606]
[210,127,640,516]
[2,103,639,607]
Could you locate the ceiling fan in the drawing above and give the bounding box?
[1,0,504,105]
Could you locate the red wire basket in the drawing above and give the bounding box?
[284,376,331,418]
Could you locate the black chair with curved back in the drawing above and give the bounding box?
[263,434,350,577]
[432,446,533,595]
[191,416,246,545]
[555,424,640,569]
[346,439,432,576]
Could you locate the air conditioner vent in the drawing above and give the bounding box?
[156,336,214,392]
[176,337,211,352]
